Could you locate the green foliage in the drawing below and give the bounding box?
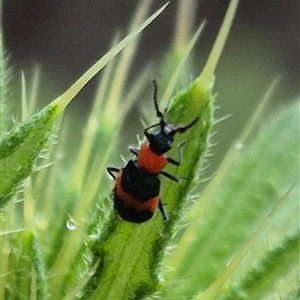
[83,76,214,300]
[0,105,58,207]
[7,231,48,299]
[0,43,12,133]
[163,101,300,300]
[221,230,300,300]
[1,0,299,299]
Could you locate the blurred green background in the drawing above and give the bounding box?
[3,0,299,174]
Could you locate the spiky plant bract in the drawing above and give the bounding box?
[0,1,299,299]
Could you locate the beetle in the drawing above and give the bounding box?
[107,80,198,223]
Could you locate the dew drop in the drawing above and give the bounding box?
[66,217,78,231]
[235,141,244,150]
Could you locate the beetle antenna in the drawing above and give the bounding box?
[152,80,164,121]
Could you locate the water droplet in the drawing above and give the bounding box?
[235,141,244,150]
[66,217,78,231]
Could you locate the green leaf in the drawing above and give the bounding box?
[163,101,299,299]
[7,231,49,300]
[84,76,214,300]
[0,105,59,208]
[220,230,300,300]
[0,39,13,133]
